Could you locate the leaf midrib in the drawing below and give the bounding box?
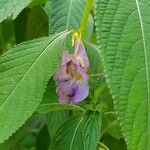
[0,31,69,110]
[65,0,73,30]
[69,117,84,150]
[135,0,149,149]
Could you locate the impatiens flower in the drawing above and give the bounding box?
[53,38,89,104]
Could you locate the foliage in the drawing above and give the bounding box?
[0,0,149,150]
[95,0,150,149]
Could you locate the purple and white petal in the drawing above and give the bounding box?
[71,81,89,103]
[74,39,89,69]
[54,39,89,104]
[62,51,73,65]
[53,65,71,81]
[75,65,88,81]
[56,80,75,104]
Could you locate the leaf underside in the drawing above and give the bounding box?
[95,0,150,149]
[0,31,70,143]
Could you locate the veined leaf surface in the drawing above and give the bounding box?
[0,31,70,143]
[47,0,85,34]
[95,0,150,149]
[50,112,102,150]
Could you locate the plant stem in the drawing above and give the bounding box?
[99,142,110,150]
[79,0,93,38]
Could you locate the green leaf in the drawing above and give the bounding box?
[37,103,85,114]
[82,112,102,150]
[50,111,102,150]
[95,0,150,149]
[46,0,85,34]
[0,0,32,23]
[0,31,70,143]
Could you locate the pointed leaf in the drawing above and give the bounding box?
[0,31,70,143]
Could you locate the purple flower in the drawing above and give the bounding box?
[53,39,89,104]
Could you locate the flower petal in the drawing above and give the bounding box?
[75,65,88,81]
[56,80,74,104]
[53,65,71,81]
[62,51,73,65]
[74,39,89,69]
[71,81,89,103]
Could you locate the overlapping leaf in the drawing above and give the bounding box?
[0,31,70,143]
[95,0,150,149]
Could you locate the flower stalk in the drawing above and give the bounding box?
[79,0,93,38]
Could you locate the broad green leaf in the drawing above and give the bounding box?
[0,31,70,143]
[82,112,102,150]
[50,111,102,150]
[46,0,85,34]
[95,0,150,149]
[0,0,32,23]
[37,103,85,114]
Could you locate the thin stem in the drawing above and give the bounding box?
[104,111,116,116]
[99,142,110,150]
[79,0,93,38]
